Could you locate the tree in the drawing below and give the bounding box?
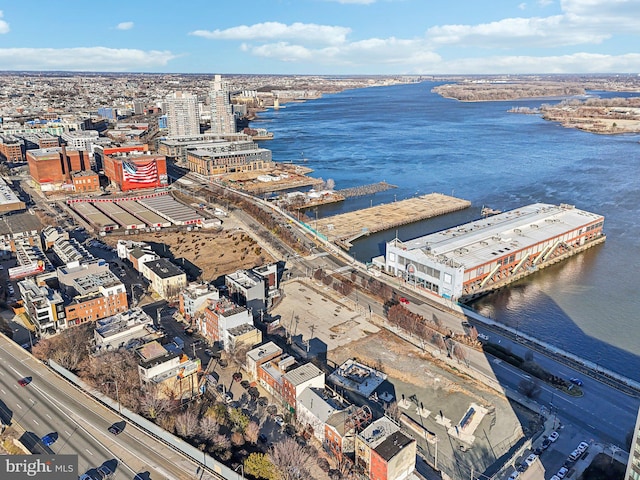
[245,453,277,480]
[245,420,260,444]
[452,343,469,367]
[198,416,219,440]
[518,378,541,399]
[384,401,401,422]
[175,410,200,438]
[140,384,177,419]
[270,438,313,480]
[229,407,250,433]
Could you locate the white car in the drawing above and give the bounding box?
[274,415,284,427]
[548,431,560,442]
[524,453,538,467]
[507,471,520,480]
[477,333,490,341]
[577,441,589,453]
[556,467,569,479]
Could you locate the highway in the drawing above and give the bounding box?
[0,335,220,480]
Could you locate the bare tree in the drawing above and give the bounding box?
[245,420,260,444]
[270,438,313,480]
[175,410,200,438]
[198,416,220,440]
[140,384,177,419]
[384,401,401,423]
[432,332,446,353]
[452,343,469,367]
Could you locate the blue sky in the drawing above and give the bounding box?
[0,0,638,74]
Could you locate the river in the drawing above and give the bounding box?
[254,81,640,382]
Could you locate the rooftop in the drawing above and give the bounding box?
[392,203,604,269]
[374,430,414,461]
[247,341,282,362]
[143,258,185,279]
[284,362,324,387]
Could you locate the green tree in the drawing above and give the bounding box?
[244,453,277,480]
[228,407,250,433]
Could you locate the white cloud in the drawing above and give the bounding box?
[427,15,610,48]
[190,22,350,46]
[245,37,440,68]
[538,0,554,6]
[519,3,527,9]
[0,11,10,34]
[0,47,178,71]
[116,21,134,31]
[424,53,640,75]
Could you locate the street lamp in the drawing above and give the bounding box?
[103,380,121,414]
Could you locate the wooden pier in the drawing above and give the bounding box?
[314,193,471,249]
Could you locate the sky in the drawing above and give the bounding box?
[0,0,639,75]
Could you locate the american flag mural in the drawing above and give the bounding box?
[122,160,158,184]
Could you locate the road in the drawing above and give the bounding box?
[0,335,221,480]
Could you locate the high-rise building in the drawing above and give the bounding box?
[164,91,200,137]
[626,406,640,480]
[209,75,236,135]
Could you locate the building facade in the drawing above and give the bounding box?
[626,407,640,480]
[209,75,236,136]
[103,153,168,192]
[164,91,200,137]
[381,203,605,301]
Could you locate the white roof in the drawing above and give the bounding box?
[397,203,603,269]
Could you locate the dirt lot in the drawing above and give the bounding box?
[102,229,274,281]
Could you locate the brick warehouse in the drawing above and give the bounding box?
[26,145,91,189]
[103,152,168,192]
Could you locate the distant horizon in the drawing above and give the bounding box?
[0,1,639,74]
[0,71,638,78]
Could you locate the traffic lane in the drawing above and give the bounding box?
[473,329,639,428]
[488,356,629,446]
[0,358,117,475]
[0,338,215,480]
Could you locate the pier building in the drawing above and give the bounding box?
[378,203,605,301]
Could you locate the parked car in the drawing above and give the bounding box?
[507,471,520,480]
[274,415,284,427]
[258,433,268,443]
[556,466,569,479]
[577,441,589,453]
[524,453,538,467]
[548,431,560,442]
[541,438,552,449]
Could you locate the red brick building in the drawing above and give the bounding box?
[0,135,23,162]
[103,153,168,192]
[71,170,100,193]
[26,146,91,187]
[64,290,129,327]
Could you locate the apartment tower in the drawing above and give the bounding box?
[164,91,200,137]
[209,75,236,135]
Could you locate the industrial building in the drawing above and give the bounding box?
[379,203,605,301]
[103,152,168,192]
[26,145,92,191]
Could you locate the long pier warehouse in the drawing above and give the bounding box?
[376,203,605,301]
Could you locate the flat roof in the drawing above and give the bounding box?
[70,202,118,229]
[137,195,203,225]
[118,199,172,227]
[284,362,323,387]
[395,203,604,269]
[92,201,145,229]
[247,341,282,362]
[144,258,185,279]
[0,210,42,236]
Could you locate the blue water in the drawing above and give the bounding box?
[254,82,640,381]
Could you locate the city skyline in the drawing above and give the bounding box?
[0,0,638,75]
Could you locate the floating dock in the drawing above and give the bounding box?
[314,193,471,249]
